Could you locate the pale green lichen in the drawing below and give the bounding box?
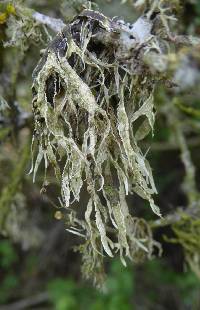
[1,1,50,51]
[168,212,200,279]
[31,3,193,285]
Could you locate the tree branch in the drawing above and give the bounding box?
[32,12,66,33]
[0,292,49,310]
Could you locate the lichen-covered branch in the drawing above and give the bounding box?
[32,12,66,33]
[0,0,200,289]
[30,3,191,286]
[0,140,30,231]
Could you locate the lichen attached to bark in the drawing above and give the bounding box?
[31,6,190,286]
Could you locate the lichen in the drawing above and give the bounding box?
[31,4,193,286]
[1,1,50,52]
[169,212,200,279]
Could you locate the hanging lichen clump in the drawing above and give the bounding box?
[31,2,197,286]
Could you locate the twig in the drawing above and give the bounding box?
[0,292,49,310]
[32,12,66,33]
[151,204,200,228]
[167,103,198,205]
[141,136,200,152]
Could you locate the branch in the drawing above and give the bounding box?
[142,136,200,152]
[151,204,200,228]
[0,292,49,310]
[32,12,66,33]
[0,140,31,231]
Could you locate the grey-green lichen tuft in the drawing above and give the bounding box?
[31,5,188,286]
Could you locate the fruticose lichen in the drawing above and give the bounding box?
[31,4,198,286]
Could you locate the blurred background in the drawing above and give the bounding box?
[0,0,200,309]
